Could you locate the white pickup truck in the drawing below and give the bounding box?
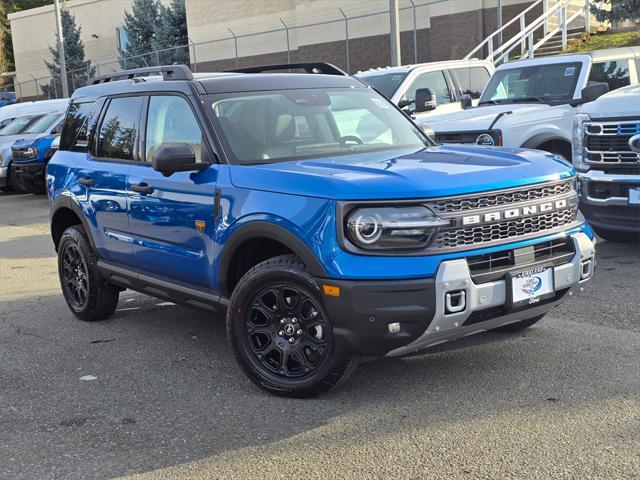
[418,47,640,160]
[572,84,640,242]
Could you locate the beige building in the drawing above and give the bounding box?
[8,0,546,98]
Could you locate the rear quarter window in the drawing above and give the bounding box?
[60,101,97,151]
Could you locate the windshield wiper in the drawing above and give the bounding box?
[478,99,500,105]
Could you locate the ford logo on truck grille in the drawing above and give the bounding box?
[629,134,640,154]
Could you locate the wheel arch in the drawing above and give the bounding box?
[50,195,96,252]
[218,221,327,298]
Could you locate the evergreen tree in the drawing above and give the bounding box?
[152,0,188,66]
[118,0,160,68]
[590,0,640,25]
[42,8,95,97]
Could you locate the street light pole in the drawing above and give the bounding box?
[54,0,69,98]
[389,0,401,66]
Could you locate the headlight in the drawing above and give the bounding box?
[476,133,495,146]
[345,205,449,251]
[572,113,589,171]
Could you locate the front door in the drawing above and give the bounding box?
[127,94,218,290]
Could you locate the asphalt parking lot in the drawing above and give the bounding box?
[1,191,639,480]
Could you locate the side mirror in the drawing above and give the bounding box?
[578,82,609,105]
[152,143,208,177]
[460,94,473,110]
[397,98,412,109]
[414,88,437,113]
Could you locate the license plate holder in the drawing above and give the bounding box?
[506,265,555,309]
[628,187,640,205]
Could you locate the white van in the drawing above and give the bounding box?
[0,98,69,129]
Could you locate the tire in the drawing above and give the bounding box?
[58,225,120,321]
[8,165,28,194]
[227,254,359,397]
[491,313,546,333]
[593,227,639,244]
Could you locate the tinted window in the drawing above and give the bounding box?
[589,60,631,91]
[480,62,582,104]
[60,101,96,151]
[451,67,491,99]
[96,97,142,160]
[356,72,408,99]
[405,71,452,105]
[145,96,204,162]
[24,113,62,134]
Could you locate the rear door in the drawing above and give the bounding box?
[83,96,144,266]
[127,94,219,289]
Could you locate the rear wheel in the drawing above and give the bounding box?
[492,314,546,333]
[58,225,120,321]
[593,227,639,244]
[227,255,359,397]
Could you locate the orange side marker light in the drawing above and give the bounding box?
[322,285,340,297]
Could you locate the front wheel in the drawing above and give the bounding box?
[491,314,546,333]
[227,255,359,397]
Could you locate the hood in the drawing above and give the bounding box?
[581,85,640,117]
[229,146,573,200]
[417,103,551,131]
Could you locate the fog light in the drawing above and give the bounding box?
[580,258,592,280]
[445,290,466,314]
[388,322,401,334]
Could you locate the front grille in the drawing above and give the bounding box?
[429,179,573,214]
[436,132,478,144]
[466,237,575,283]
[11,148,34,162]
[585,120,640,165]
[587,182,636,200]
[431,208,578,249]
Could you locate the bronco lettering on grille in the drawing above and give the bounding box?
[461,199,569,226]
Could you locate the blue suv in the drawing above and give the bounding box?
[48,64,596,396]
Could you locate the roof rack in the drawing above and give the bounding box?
[225,62,347,76]
[90,65,193,85]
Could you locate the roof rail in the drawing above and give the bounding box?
[226,62,347,76]
[90,65,193,85]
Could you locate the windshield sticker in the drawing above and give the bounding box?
[372,98,391,108]
[564,67,575,76]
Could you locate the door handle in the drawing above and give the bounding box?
[78,177,94,187]
[131,183,155,195]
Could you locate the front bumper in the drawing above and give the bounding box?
[321,232,595,357]
[578,170,640,233]
[12,162,46,185]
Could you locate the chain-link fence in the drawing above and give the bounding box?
[4,0,509,101]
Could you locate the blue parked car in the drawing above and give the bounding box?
[47,64,596,397]
[11,115,64,193]
[0,91,17,107]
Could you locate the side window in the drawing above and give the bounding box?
[145,95,204,163]
[589,60,631,91]
[404,71,452,106]
[60,102,95,151]
[451,67,491,99]
[96,97,143,160]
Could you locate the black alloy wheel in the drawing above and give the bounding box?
[61,242,89,310]
[245,284,329,379]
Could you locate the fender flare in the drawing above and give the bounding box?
[50,194,97,251]
[520,133,571,150]
[217,221,327,296]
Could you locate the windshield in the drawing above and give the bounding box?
[479,62,582,105]
[210,88,428,165]
[0,115,37,136]
[24,113,61,134]
[355,72,408,99]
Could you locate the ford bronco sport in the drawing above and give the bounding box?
[48,64,596,397]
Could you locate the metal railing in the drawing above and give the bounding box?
[465,0,590,64]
